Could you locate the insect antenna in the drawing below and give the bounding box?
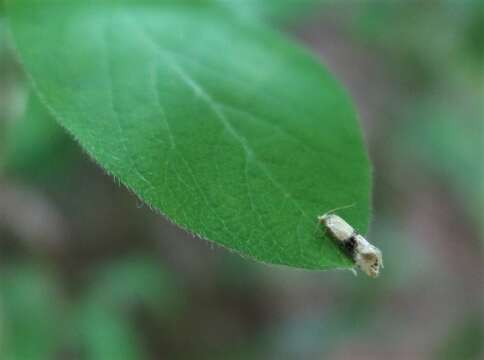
[322,203,356,217]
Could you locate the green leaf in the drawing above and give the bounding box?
[7,2,371,269]
[1,0,324,171]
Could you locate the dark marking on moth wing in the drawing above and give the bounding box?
[371,259,379,270]
[341,234,357,259]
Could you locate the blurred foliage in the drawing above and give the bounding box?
[215,0,327,24]
[348,0,483,89]
[0,264,64,359]
[1,21,30,176]
[73,256,180,360]
[84,255,181,314]
[434,314,483,360]
[394,99,484,232]
[0,257,181,359]
[2,94,75,180]
[75,302,146,360]
[346,0,483,232]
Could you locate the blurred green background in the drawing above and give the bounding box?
[0,1,482,359]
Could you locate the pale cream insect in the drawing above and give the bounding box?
[318,208,383,278]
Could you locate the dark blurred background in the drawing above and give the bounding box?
[0,1,482,359]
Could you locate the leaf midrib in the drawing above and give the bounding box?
[122,14,312,223]
[122,13,313,256]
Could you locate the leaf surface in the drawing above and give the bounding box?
[7,1,371,269]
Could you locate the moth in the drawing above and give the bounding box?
[318,207,383,278]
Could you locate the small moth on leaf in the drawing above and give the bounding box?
[318,207,383,278]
